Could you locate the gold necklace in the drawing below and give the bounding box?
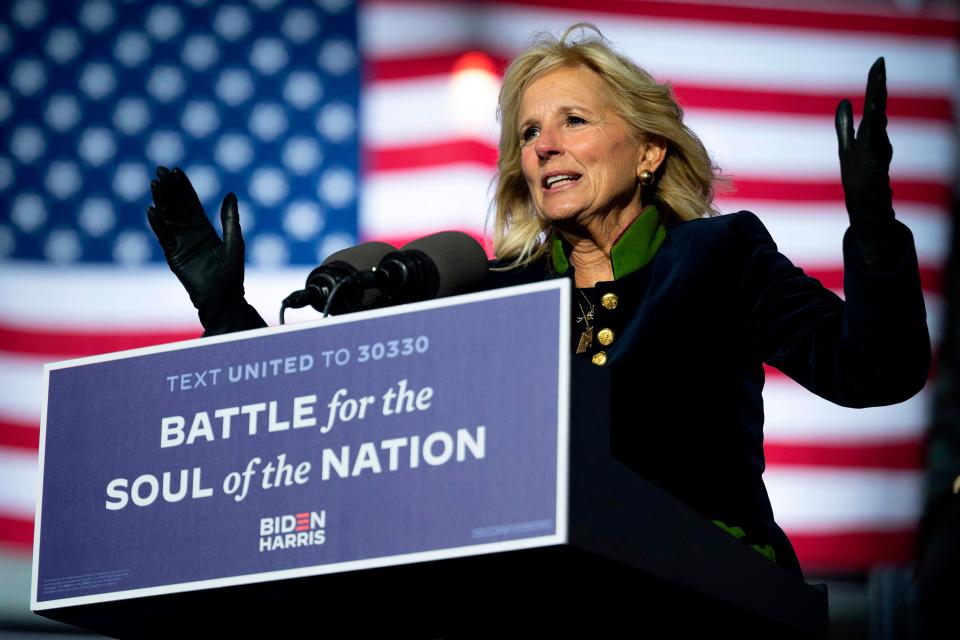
[575,290,594,354]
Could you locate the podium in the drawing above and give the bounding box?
[33,281,827,638]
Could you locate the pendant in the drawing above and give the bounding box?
[576,328,593,354]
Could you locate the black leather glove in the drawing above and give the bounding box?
[835,57,900,271]
[147,166,267,336]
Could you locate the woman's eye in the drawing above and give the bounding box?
[566,114,586,126]
[520,126,540,144]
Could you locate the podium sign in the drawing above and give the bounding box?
[32,280,570,610]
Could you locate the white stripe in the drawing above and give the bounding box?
[363,4,960,95]
[727,204,951,265]
[362,165,496,237]
[364,76,501,147]
[494,7,960,95]
[765,466,922,531]
[763,378,929,443]
[0,353,45,424]
[0,265,202,329]
[0,264,306,330]
[923,294,942,352]
[247,270,315,325]
[360,163,950,260]
[365,80,955,181]
[688,112,955,182]
[361,2,485,57]
[0,448,38,520]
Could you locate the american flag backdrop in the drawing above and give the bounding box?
[1,0,957,601]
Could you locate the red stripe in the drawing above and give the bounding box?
[366,139,498,172]
[367,51,512,82]
[719,178,952,207]
[0,513,33,553]
[365,141,952,210]
[0,325,196,358]
[799,265,943,293]
[0,419,38,451]
[369,54,952,123]
[365,230,495,258]
[368,54,953,123]
[674,85,954,122]
[764,440,923,470]
[367,0,960,38]
[790,529,915,572]
[502,0,960,39]
[296,512,310,518]
[295,525,309,532]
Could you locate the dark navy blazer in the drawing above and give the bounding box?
[483,211,931,575]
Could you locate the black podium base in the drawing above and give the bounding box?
[37,543,825,638]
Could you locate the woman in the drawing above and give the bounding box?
[480,25,930,575]
[148,25,930,576]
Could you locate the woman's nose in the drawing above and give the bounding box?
[534,129,562,159]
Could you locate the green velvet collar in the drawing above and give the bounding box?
[551,204,665,278]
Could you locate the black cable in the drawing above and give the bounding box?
[322,273,356,317]
[279,302,288,325]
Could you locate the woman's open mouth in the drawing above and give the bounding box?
[542,173,581,190]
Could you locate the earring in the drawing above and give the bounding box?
[640,170,655,186]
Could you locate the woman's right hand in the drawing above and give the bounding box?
[147,166,266,335]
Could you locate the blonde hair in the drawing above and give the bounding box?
[492,24,724,267]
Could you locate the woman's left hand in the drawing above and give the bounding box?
[835,57,899,269]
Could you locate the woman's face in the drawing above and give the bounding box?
[518,65,654,229]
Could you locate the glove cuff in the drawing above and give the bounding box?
[846,219,907,273]
[199,298,267,336]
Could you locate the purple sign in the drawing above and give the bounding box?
[32,281,570,608]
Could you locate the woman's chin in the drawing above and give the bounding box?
[537,202,586,226]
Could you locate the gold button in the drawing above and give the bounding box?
[600,293,619,310]
[591,351,607,366]
[597,328,614,346]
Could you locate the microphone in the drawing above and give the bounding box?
[366,231,488,305]
[281,232,487,323]
[281,241,396,318]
